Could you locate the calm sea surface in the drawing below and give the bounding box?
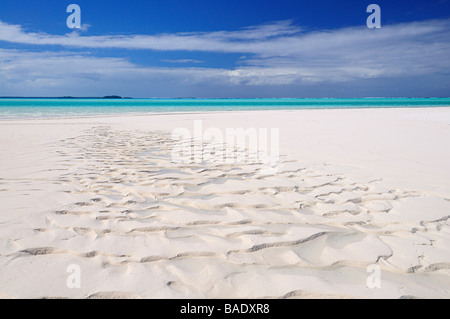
[0,98,449,119]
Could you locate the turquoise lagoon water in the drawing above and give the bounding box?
[0,98,449,119]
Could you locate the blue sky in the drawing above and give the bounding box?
[0,0,450,97]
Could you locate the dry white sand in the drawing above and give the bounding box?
[0,108,449,299]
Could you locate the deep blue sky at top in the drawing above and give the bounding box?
[0,0,450,35]
[2,0,450,33]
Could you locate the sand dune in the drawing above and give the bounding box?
[0,109,450,298]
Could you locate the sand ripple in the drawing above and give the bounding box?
[1,126,449,298]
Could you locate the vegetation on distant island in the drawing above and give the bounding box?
[103,95,122,99]
[54,96,131,99]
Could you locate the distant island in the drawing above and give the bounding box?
[103,96,123,99]
[0,96,133,99]
[60,96,130,99]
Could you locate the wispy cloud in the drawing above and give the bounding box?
[0,20,301,52]
[79,23,91,32]
[161,59,203,64]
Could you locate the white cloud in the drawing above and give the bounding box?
[0,49,231,96]
[0,20,301,52]
[161,59,203,64]
[79,24,91,32]
[0,19,448,56]
[0,19,449,96]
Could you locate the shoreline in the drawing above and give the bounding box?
[0,105,450,122]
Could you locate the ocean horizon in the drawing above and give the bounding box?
[0,97,449,120]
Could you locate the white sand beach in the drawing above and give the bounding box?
[0,107,450,299]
